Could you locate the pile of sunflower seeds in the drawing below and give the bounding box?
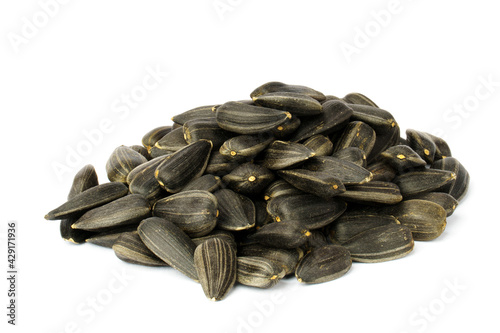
[45,81,469,301]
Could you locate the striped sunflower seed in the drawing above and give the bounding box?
[295,244,352,284]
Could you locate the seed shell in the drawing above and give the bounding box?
[342,224,414,263]
[239,244,302,275]
[141,126,172,150]
[222,162,274,195]
[113,232,168,267]
[85,225,139,248]
[180,174,221,193]
[155,139,213,193]
[105,146,147,183]
[277,169,346,198]
[249,221,311,249]
[45,182,129,220]
[194,238,237,301]
[154,127,188,153]
[329,211,399,243]
[138,217,198,281]
[334,121,377,157]
[289,100,353,142]
[153,190,218,237]
[60,164,99,243]
[408,192,458,217]
[252,92,323,116]
[250,81,326,101]
[295,244,352,284]
[303,156,373,185]
[303,135,334,157]
[332,147,367,167]
[183,117,234,149]
[342,92,378,107]
[219,134,274,161]
[393,169,457,197]
[216,101,291,134]
[72,194,151,231]
[172,105,217,125]
[237,256,286,288]
[406,129,437,164]
[267,194,346,229]
[338,181,403,205]
[431,157,469,202]
[382,199,447,241]
[214,189,256,231]
[192,230,237,253]
[261,140,315,170]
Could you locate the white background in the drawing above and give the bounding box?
[1,1,499,332]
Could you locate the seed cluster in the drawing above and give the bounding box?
[46,81,469,301]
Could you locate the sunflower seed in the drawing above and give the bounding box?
[367,161,396,182]
[71,194,151,231]
[219,133,274,162]
[266,194,346,229]
[329,211,399,243]
[222,162,274,195]
[205,151,240,176]
[250,81,326,101]
[60,164,99,243]
[393,169,456,197]
[303,135,334,157]
[431,157,469,202]
[381,199,447,241]
[334,121,377,156]
[45,182,129,220]
[263,179,304,201]
[252,92,323,116]
[303,156,373,185]
[153,190,218,237]
[271,115,301,139]
[239,244,302,275]
[427,133,452,161]
[191,230,237,253]
[155,140,213,193]
[342,224,414,263]
[105,146,147,183]
[127,156,168,201]
[277,169,346,198]
[332,147,367,167]
[129,145,151,160]
[183,117,234,149]
[180,174,221,193]
[406,129,436,164]
[380,145,427,171]
[289,100,353,142]
[172,105,216,125]
[113,232,168,267]
[194,238,237,301]
[214,189,255,231]
[407,192,458,217]
[141,126,172,150]
[338,181,403,205]
[138,217,198,281]
[295,244,352,284]
[249,221,311,249]
[216,101,292,134]
[342,92,378,107]
[85,225,139,248]
[154,127,188,153]
[261,140,315,170]
[237,256,286,288]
